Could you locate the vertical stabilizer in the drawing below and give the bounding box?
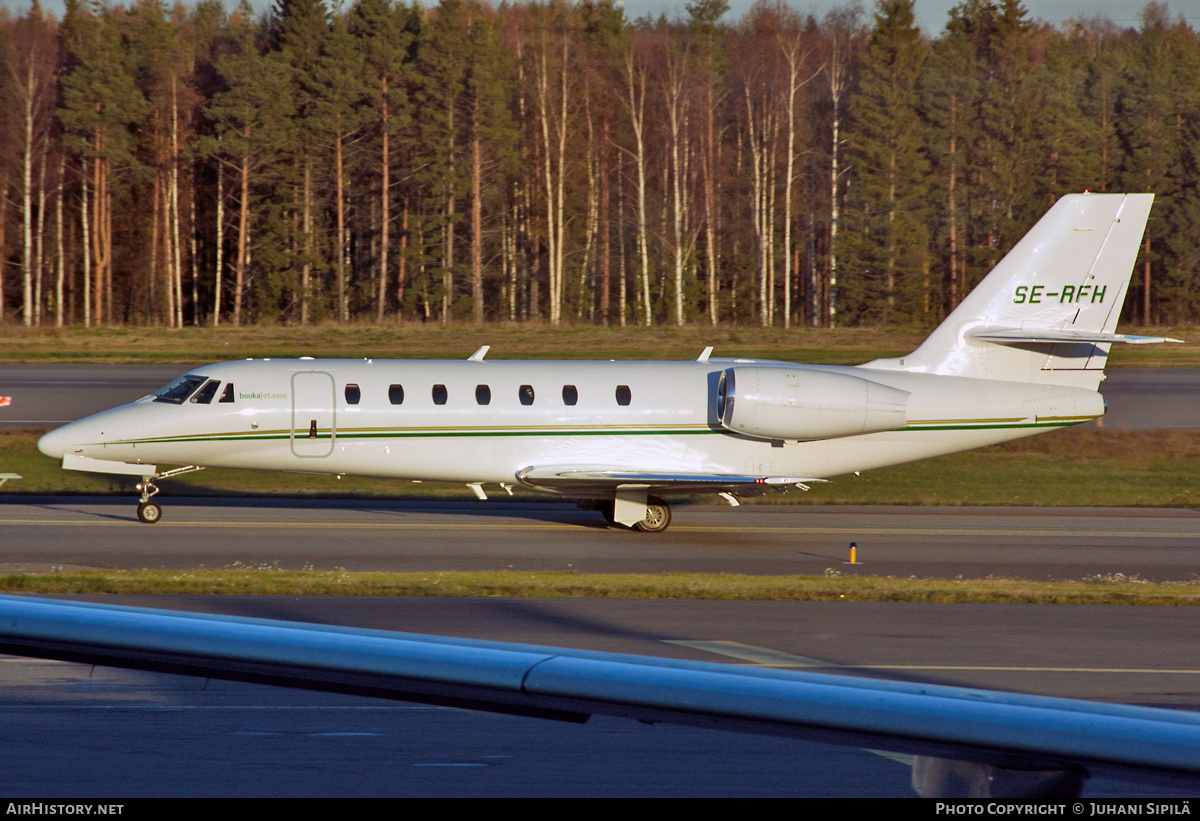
[861,193,1157,389]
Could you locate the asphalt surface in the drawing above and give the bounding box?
[2,363,1199,429]
[3,497,1198,582]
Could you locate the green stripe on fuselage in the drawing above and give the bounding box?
[91,415,1095,448]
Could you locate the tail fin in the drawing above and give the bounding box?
[862,193,1175,389]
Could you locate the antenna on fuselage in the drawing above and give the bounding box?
[696,347,714,363]
[468,346,490,362]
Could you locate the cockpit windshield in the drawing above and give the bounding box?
[153,374,208,404]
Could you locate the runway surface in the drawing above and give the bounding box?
[2,363,1199,429]
[3,497,1199,581]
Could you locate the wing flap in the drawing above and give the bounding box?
[516,465,824,496]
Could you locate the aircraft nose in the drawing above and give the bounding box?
[37,405,144,460]
[38,424,76,460]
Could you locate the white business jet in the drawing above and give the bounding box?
[38,193,1176,531]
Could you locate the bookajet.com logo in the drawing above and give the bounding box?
[239,391,287,400]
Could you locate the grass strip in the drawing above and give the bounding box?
[0,569,1197,605]
[0,323,1194,366]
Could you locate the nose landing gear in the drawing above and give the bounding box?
[137,501,162,523]
[134,465,205,524]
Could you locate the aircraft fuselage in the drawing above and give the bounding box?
[39,356,1103,488]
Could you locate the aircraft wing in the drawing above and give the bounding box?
[516,465,825,496]
[0,594,1197,797]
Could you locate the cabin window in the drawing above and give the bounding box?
[476,385,491,405]
[153,374,207,405]
[562,385,578,406]
[219,383,235,403]
[389,384,404,405]
[616,385,631,406]
[345,384,361,405]
[432,384,448,405]
[190,380,220,405]
[520,385,535,406]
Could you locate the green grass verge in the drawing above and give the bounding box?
[0,568,1195,604]
[0,323,1194,366]
[5,427,1200,507]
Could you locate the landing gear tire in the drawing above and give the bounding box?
[633,497,671,533]
[137,502,162,524]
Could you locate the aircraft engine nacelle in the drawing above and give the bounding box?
[719,368,909,441]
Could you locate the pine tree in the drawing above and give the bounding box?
[415,0,471,323]
[59,2,148,325]
[272,0,330,324]
[464,11,517,326]
[311,11,366,322]
[842,0,931,322]
[922,8,979,313]
[207,1,294,326]
[351,0,419,322]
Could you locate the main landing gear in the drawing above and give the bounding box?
[596,495,673,533]
[134,466,204,524]
[636,497,671,532]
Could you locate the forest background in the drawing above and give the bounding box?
[1,0,1198,334]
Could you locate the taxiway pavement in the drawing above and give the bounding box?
[3,497,1198,581]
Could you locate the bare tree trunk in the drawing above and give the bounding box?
[234,153,249,328]
[617,150,627,328]
[190,169,199,326]
[536,24,569,326]
[34,145,47,327]
[151,177,161,323]
[702,84,718,326]
[171,77,184,328]
[826,31,850,328]
[1143,233,1151,325]
[622,51,651,327]
[471,97,483,328]
[780,37,811,330]
[377,85,390,323]
[55,151,64,327]
[0,167,7,324]
[213,163,224,326]
[301,158,313,325]
[335,132,347,322]
[81,157,91,327]
[21,60,34,326]
[396,190,409,322]
[663,47,688,327]
[600,118,611,326]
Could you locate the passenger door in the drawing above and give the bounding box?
[291,371,336,458]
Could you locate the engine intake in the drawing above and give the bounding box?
[719,367,909,440]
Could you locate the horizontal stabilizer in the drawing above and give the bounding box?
[517,465,824,495]
[62,453,156,476]
[969,328,1183,346]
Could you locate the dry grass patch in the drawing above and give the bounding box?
[0,568,1197,604]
